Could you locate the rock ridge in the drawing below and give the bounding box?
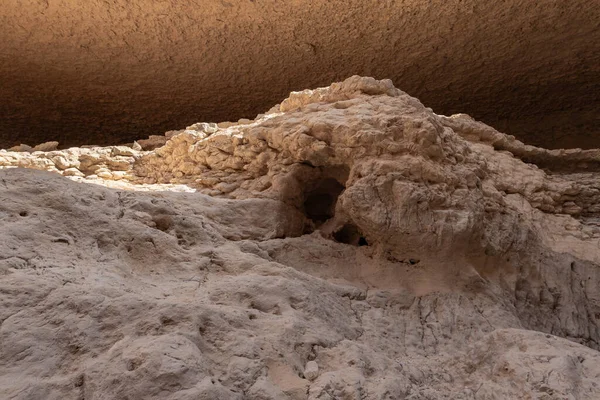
[1,76,600,399]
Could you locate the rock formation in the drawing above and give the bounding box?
[1,76,600,399]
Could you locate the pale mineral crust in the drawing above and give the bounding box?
[1,77,600,399]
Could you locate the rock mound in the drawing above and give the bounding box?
[1,77,600,399]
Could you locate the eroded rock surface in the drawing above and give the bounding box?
[1,77,600,399]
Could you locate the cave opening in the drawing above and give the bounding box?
[333,223,368,247]
[303,177,345,227]
[300,168,369,247]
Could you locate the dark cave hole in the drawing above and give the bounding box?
[333,223,368,247]
[303,178,345,226]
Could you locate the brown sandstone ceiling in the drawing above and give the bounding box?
[1,0,598,149]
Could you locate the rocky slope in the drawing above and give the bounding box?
[1,77,600,399]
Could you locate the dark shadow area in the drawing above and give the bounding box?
[303,178,345,227]
[333,223,368,247]
[1,1,598,149]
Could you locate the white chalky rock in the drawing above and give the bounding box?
[304,361,319,381]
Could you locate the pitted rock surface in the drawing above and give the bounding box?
[1,77,600,399]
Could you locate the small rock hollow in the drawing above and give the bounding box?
[333,223,369,247]
[303,178,345,227]
[300,167,368,246]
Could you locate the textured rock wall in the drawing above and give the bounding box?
[1,0,599,149]
[2,77,600,399]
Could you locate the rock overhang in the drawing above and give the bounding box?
[1,0,598,149]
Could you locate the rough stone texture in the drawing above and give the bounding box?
[2,77,600,399]
[1,1,599,149]
[304,361,319,382]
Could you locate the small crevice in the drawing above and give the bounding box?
[333,223,368,247]
[303,177,345,226]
